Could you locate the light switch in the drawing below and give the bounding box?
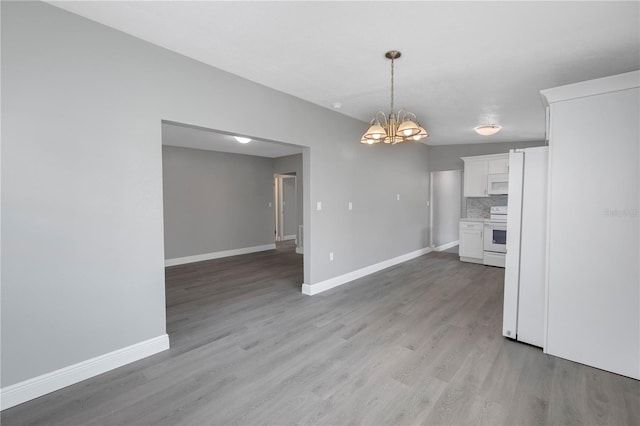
[348,202,353,211]
[316,201,322,211]
[268,202,272,207]
[329,252,334,261]
[396,193,400,201]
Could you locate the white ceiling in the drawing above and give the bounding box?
[162,121,303,158]
[49,1,639,146]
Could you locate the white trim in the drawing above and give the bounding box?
[434,240,459,252]
[461,153,510,162]
[0,334,169,410]
[165,244,276,267]
[282,235,296,241]
[301,247,432,295]
[541,70,639,106]
[295,247,304,255]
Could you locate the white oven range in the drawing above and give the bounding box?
[483,206,507,267]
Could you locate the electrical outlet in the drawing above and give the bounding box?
[329,252,334,261]
[268,202,272,207]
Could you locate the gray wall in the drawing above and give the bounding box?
[432,170,462,247]
[162,146,275,259]
[2,2,167,387]
[273,154,303,234]
[336,143,430,278]
[1,1,430,388]
[427,141,546,172]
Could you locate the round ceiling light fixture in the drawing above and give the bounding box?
[234,136,252,144]
[474,125,502,136]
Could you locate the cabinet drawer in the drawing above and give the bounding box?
[460,221,483,230]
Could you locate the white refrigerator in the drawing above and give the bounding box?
[502,146,548,348]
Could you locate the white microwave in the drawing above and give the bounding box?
[487,173,509,195]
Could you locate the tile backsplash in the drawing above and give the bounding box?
[466,195,508,218]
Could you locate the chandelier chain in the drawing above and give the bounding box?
[390,57,395,113]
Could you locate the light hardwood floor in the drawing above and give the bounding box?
[3,242,639,425]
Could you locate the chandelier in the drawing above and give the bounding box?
[361,51,428,145]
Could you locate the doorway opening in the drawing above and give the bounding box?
[160,119,308,291]
[274,173,297,246]
[430,170,463,253]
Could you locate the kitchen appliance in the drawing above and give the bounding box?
[488,205,507,222]
[502,146,548,348]
[482,206,507,267]
[483,222,506,267]
[487,173,509,195]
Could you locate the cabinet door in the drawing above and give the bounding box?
[464,160,488,197]
[488,157,509,174]
[459,224,484,258]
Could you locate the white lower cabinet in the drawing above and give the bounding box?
[459,221,483,263]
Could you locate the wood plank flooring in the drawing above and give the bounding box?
[3,242,639,425]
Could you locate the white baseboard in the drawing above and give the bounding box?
[301,247,432,296]
[282,235,296,241]
[165,244,276,267]
[295,247,304,255]
[434,240,459,252]
[1,334,169,411]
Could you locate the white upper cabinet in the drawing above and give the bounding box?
[462,153,509,197]
[488,157,509,174]
[463,160,489,197]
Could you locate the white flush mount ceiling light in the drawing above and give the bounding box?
[361,51,428,145]
[474,125,502,136]
[234,136,252,144]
